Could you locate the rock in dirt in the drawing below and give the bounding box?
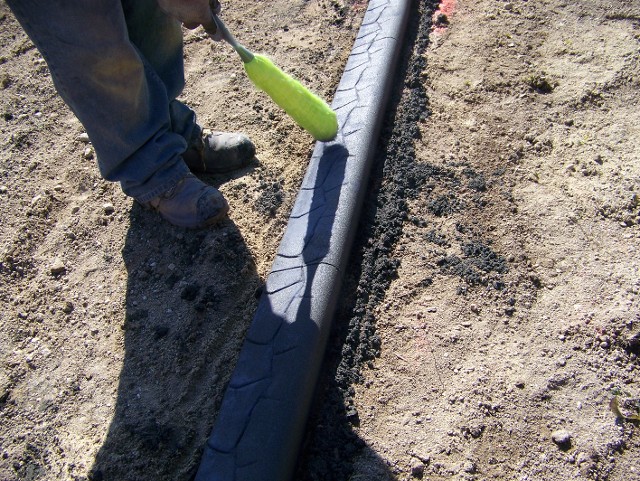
[461,461,477,474]
[102,203,115,215]
[551,429,572,447]
[411,461,425,478]
[50,259,66,276]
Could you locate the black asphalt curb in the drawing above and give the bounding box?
[195,1,414,480]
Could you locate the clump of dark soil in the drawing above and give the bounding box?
[437,241,507,286]
[254,180,285,216]
[428,194,463,216]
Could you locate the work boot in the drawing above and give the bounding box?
[139,174,229,229]
[183,129,255,174]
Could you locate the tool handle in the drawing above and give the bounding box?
[245,55,338,141]
[208,14,254,63]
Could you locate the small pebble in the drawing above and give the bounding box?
[551,429,571,446]
[62,301,74,314]
[462,461,477,474]
[102,203,115,215]
[50,259,66,276]
[77,133,90,143]
[411,462,425,478]
[83,147,94,160]
[0,185,7,194]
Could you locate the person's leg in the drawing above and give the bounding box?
[121,0,200,143]
[168,100,200,146]
[122,0,256,175]
[6,0,189,202]
[122,0,185,100]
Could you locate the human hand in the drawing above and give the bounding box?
[157,0,221,30]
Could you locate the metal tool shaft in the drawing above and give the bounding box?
[210,14,255,63]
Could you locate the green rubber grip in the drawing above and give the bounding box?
[244,54,338,142]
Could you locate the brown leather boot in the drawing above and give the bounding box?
[139,174,229,228]
[183,129,255,174]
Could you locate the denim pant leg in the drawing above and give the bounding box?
[169,100,202,148]
[6,0,190,202]
[123,1,201,160]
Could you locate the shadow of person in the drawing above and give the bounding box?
[89,203,260,481]
[195,142,395,481]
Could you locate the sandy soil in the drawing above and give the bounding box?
[0,1,360,480]
[1,1,639,481]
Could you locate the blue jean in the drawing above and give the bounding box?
[6,0,200,201]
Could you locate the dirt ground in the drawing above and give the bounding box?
[0,1,360,480]
[1,1,639,481]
